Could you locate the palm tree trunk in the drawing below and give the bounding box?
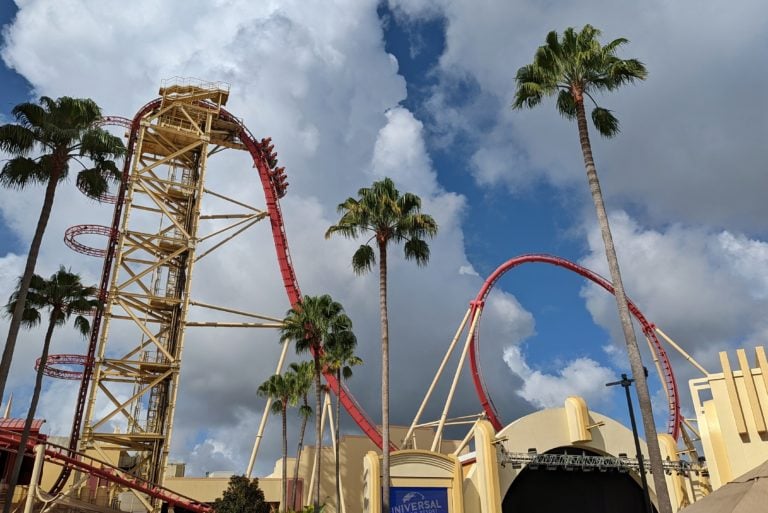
[574,97,672,513]
[378,241,390,512]
[3,313,56,513]
[314,358,322,509]
[335,369,341,513]
[291,396,309,510]
[282,405,288,513]
[0,174,60,403]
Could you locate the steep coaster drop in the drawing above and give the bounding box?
[41,80,387,511]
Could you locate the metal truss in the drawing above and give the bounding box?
[499,449,698,476]
[78,80,279,503]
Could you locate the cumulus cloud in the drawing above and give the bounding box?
[503,345,615,409]
[0,0,534,476]
[389,0,768,233]
[579,212,768,413]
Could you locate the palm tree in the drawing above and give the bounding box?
[258,371,299,512]
[288,361,314,510]
[323,331,362,513]
[325,177,437,511]
[280,295,353,510]
[0,96,125,404]
[3,267,98,513]
[512,25,671,513]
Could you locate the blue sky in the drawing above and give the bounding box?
[1,0,766,475]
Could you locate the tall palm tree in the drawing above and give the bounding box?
[288,360,314,510]
[280,295,353,510]
[0,96,125,403]
[323,331,362,513]
[3,267,98,513]
[258,371,299,512]
[512,25,671,512]
[325,177,437,511]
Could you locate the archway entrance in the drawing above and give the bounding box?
[502,447,657,513]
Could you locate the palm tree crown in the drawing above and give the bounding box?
[0,96,125,197]
[512,24,647,137]
[7,266,98,333]
[325,177,438,273]
[326,177,437,512]
[3,267,98,513]
[280,295,353,352]
[279,294,354,509]
[0,96,125,405]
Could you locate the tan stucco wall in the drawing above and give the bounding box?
[690,347,768,489]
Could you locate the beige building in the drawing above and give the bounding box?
[6,346,768,513]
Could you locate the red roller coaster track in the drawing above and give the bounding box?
[0,429,211,513]
[467,254,681,440]
[49,98,390,499]
[35,354,90,380]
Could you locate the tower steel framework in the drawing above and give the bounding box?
[78,80,250,491]
[48,80,385,509]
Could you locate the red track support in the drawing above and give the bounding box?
[468,254,681,440]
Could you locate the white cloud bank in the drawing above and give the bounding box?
[0,0,538,476]
[503,345,615,409]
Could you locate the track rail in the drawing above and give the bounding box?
[63,224,114,257]
[50,98,389,496]
[35,354,90,380]
[0,429,211,513]
[222,110,390,450]
[468,254,681,440]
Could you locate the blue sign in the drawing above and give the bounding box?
[390,487,448,513]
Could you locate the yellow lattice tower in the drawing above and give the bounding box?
[80,79,262,503]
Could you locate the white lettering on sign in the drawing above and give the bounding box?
[391,500,443,513]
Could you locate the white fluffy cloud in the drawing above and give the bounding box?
[389,0,768,232]
[0,0,537,476]
[503,345,615,409]
[579,212,768,408]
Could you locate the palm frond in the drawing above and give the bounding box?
[73,315,91,337]
[556,90,577,120]
[0,124,36,154]
[11,102,47,130]
[76,168,110,199]
[0,157,49,189]
[403,237,431,266]
[351,244,375,275]
[591,107,621,138]
[298,404,313,419]
[55,97,102,127]
[78,128,126,160]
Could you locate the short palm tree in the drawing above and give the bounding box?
[325,177,437,510]
[512,25,671,513]
[288,361,314,510]
[258,371,299,512]
[280,294,353,510]
[3,267,98,513]
[323,330,362,513]
[0,96,125,404]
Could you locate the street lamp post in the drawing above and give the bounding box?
[607,373,653,513]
